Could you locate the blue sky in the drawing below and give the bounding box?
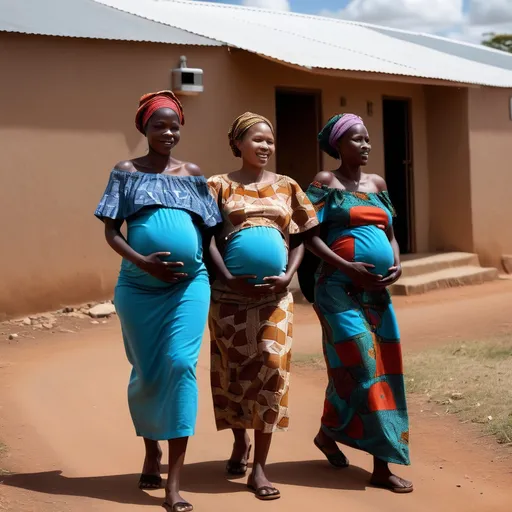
[196,1,512,43]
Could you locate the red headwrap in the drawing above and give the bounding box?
[135,90,185,134]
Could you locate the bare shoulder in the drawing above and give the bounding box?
[181,162,203,176]
[313,171,336,187]
[114,160,136,172]
[369,174,387,192]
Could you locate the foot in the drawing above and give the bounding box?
[139,445,163,489]
[370,468,413,494]
[227,432,252,475]
[314,430,349,468]
[164,490,193,512]
[248,469,280,500]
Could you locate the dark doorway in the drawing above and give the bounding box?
[275,89,321,189]
[382,98,414,254]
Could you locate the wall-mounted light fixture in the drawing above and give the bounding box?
[340,96,347,107]
[171,56,204,96]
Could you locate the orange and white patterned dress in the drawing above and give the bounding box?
[208,174,318,433]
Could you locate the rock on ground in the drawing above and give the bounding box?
[87,303,116,319]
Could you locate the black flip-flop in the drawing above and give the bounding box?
[162,501,194,512]
[370,477,414,494]
[247,482,281,501]
[314,437,350,468]
[138,473,162,490]
[226,445,252,475]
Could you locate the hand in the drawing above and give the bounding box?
[225,274,272,298]
[138,252,188,283]
[263,274,292,294]
[375,264,402,289]
[342,262,383,290]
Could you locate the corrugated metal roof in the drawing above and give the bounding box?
[370,27,512,72]
[0,0,221,45]
[94,0,512,87]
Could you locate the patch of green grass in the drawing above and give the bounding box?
[292,352,325,370]
[405,334,512,445]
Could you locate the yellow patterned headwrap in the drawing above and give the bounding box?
[228,112,275,157]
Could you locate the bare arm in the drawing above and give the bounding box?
[304,172,353,271]
[209,234,270,297]
[208,235,232,284]
[104,218,146,267]
[387,225,401,267]
[103,218,187,282]
[284,235,305,279]
[304,226,351,271]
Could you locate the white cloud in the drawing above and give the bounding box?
[319,0,512,43]
[448,22,512,44]
[242,0,290,11]
[469,0,512,26]
[320,0,463,32]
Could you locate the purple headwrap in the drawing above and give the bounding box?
[328,114,365,150]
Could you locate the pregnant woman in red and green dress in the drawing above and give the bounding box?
[300,113,413,494]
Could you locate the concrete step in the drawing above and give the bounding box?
[390,266,499,296]
[400,252,479,278]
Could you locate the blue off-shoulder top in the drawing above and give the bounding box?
[94,169,222,229]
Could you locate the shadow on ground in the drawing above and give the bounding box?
[0,459,371,505]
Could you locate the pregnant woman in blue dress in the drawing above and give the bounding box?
[95,91,221,512]
[299,114,413,493]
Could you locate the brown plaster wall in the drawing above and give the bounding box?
[0,33,430,318]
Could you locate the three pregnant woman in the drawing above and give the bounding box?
[300,113,413,493]
[95,90,221,512]
[207,112,318,500]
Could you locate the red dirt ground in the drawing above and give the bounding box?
[1,279,511,511]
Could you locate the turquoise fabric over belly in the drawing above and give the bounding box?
[224,226,287,284]
[121,207,205,287]
[336,225,395,278]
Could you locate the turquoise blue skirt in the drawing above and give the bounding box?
[115,207,210,440]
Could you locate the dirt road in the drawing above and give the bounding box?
[1,280,512,511]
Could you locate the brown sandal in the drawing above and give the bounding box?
[226,445,252,475]
[162,501,194,512]
[247,482,281,501]
[139,473,162,489]
[370,476,414,494]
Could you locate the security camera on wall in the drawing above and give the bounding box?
[171,56,204,96]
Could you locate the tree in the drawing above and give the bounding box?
[482,33,512,53]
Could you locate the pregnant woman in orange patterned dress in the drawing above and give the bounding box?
[299,114,413,493]
[207,112,318,501]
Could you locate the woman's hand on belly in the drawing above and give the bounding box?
[262,273,292,294]
[341,261,386,290]
[138,251,188,283]
[225,273,274,298]
[372,264,403,289]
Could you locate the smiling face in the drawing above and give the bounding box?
[337,124,371,166]
[144,107,181,155]
[236,122,275,168]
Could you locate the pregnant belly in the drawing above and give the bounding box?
[126,208,203,275]
[331,225,394,277]
[224,227,287,284]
